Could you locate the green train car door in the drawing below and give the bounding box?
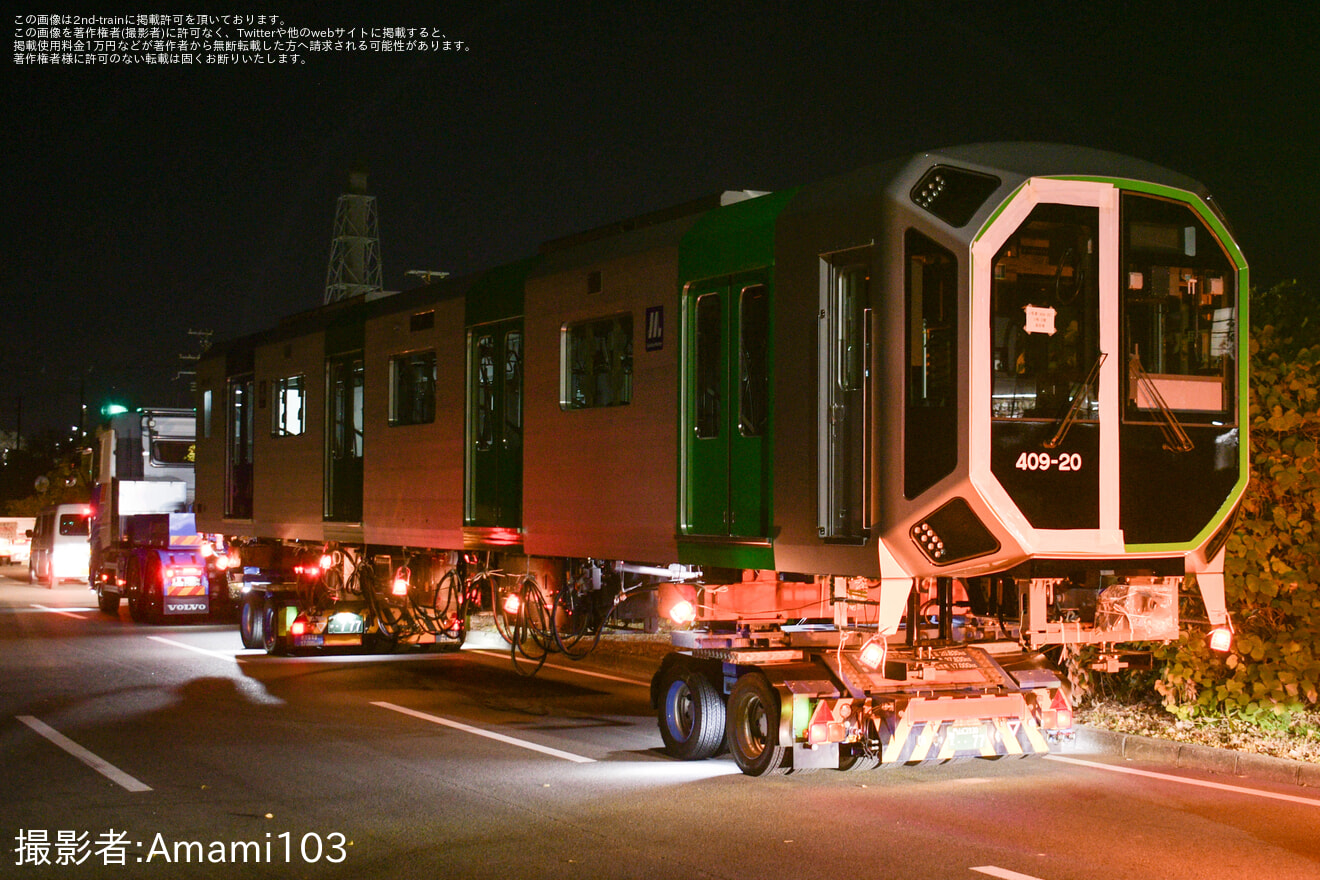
[683,274,772,540]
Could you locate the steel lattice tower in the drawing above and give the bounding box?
[323,170,383,304]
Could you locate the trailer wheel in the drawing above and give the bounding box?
[262,596,289,655]
[97,586,120,615]
[239,593,264,649]
[727,673,791,776]
[657,662,726,760]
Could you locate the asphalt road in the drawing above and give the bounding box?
[3,568,1318,880]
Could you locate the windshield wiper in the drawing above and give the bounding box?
[1128,354,1194,453]
[1044,353,1106,450]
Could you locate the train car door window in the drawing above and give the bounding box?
[465,320,523,529]
[325,354,364,522]
[739,286,769,438]
[683,277,772,539]
[820,257,870,538]
[225,374,254,519]
[694,294,722,439]
[904,231,959,501]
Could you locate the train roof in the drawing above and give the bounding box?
[202,142,1222,365]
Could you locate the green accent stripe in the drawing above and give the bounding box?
[678,188,799,283]
[677,540,775,571]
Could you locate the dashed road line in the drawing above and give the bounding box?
[372,700,597,763]
[468,649,650,687]
[29,603,90,619]
[147,635,244,662]
[17,715,152,792]
[972,867,1046,880]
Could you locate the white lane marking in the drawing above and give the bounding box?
[1047,754,1320,807]
[17,715,152,792]
[147,635,242,662]
[372,701,596,764]
[972,868,1046,880]
[30,603,90,619]
[468,649,650,687]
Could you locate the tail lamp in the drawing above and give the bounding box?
[1041,689,1073,731]
[1207,627,1233,653]
[392,567,411,598]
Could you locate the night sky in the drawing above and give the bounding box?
[5,2,1317,440]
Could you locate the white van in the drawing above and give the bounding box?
[28,504,92,587]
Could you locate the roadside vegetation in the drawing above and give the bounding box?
[1077,280,1320,761]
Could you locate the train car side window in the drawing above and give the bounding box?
[738,285,769,437]
[694,295,722,438]
[389,351,436,426]
[904,230,959,499]
[272,374,306,436]
[561,315,633,409]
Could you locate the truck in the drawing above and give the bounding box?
[90,408,228,621]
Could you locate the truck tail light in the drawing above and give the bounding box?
[1042,689,1073,731]
[808,721,846,745]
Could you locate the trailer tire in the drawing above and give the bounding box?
[657,662,726,760]
[263,596,289,656]
[97,586,120,615]
[126,559,149,623]
[239,593,265,649]
[727,672,791,777]
[838,747,880,772]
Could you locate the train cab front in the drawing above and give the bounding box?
[887,153,1248,655]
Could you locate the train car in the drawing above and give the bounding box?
[195,143,1247,773]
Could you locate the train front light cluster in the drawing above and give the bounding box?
[908,498,1000,566]
[911,523,947,561]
